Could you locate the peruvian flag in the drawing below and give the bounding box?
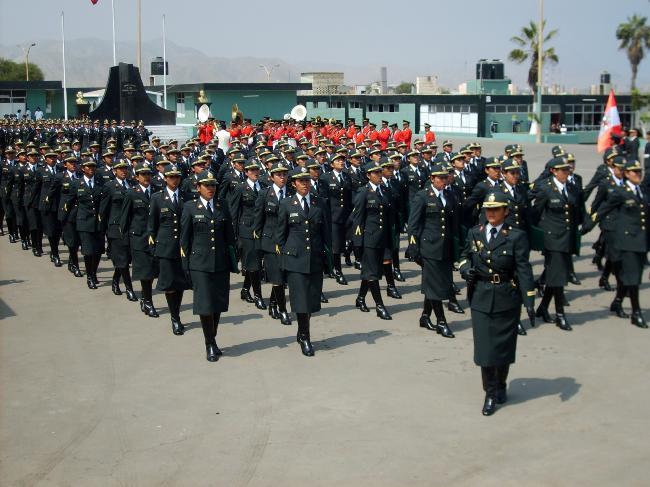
[90,0,99,4]
[597,89,622,153]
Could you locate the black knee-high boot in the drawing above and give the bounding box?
[68,247,82,276]
[92,255,100,283]
[356,280,370,311]
[296,313,314,356]
[333,253,342,273]
[141,279,158,317]
[419,299,436,330]
[30,229,42,256]
[554,287,571,330]
[432,299,454,336]
[384,263,401,298]
[84,256,97,289]
[370,280,391,319]
[121,267,137,301]
[200,314,219,361]
[111,267,122,295]
[250,271,266,309]
[274,285,291,325]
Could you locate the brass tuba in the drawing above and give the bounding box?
[231,104,243,125]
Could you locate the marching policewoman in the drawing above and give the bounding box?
[459,191,536,416]
[180,169,237,362]
[274,166,332,357]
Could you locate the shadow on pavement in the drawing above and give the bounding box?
[507,377,582,405]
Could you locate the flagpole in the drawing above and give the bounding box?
[535,0,543,144]
[136,0,142,69]
[111,0,116,66]
[162,14,167,110]
[61,11,68,121]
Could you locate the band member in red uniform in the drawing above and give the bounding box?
[423,123,436,144]
[401,120,413,148]
[346,119,357,140]
[377,121,391,150]
[361,118,371,138]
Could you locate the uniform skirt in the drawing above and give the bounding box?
[471,308,518,367]
[331,222,346,254]
[26,207,41,231]
[287,271,322,314]
[543,251,570,287]
[620,251,645,286]
[190,270,230,315]
[263,251,284,285]
[41,211,61,238]
[603,230,621,262]
[108,235,130,268]
[79,231,104,256]
[422,258,453,301]
[156,257,190,291]
[61,221,79,248]
[14,204,26,226]
[2,197,14,219]
[361,247,384,281]
[239,238,262,272]
[131,248,158,280]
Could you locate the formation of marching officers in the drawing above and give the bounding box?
[1,118,649,416]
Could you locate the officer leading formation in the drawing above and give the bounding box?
[1,115,649,417]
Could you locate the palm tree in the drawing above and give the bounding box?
[508,20,559,94]
[616,14,650,91]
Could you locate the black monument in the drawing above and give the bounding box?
[89,63,175,125]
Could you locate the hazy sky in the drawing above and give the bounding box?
[1,0,649,90]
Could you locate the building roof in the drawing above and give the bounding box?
[153,83,311,92]
[0,81,62,90]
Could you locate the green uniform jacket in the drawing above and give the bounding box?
[593,184,649,253]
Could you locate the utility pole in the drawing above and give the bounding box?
[22,43,36,81]
[136,0,142,70]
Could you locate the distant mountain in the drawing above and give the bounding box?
[0,38,431,88]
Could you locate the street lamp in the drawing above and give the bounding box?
[21,42,36,81]
[259,64,280,81]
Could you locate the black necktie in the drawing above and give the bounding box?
[88,179,93,190]
[279,189,284,200]
[207,201,213,215]
[303,197,309,214]
[489,227,498,242]
[253,184,259,197]
[122,180,128,190]
[172,192,178,206]
[145,188,150,200]
[239,172,245,182]
[636,187,642,199]
[562,187,568,199]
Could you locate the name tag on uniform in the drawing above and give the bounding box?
[194,214,205,220]
[550,198,560,203]
[161,208,169,213]
[427,203,436,207]
[267,202,276,207]
[290,212,299,217]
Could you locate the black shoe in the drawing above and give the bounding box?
[112,280,123,296]
[452,282,461,295]
[240,288,255,303]
[279,311,292,326]
[376,304,392,320]
[354,261,362,270]
[254,295,267,310]
[610,299,629,318]
[171,317,185,336]
[206,343,219,362]
[320,292,328,304]
[517,322,527,336]
[21,240,29,250]
[482,395,497,416]
[599,276,613,291]
[50,253,55,263]
[496,388,508,404]
[297,334,314,357]
[386,285,402,299]
[143,301,159,318]
[268,302,280,320]
[125,288,138,302]
[87,277,97,290]
[355,296,369,312]
[32,248,42,257]
[73,266,83,278]
[68,262,74,273]
[344,254,352,266]
[436,320,455,338]
[631,312,648,329]
[568,272,581,285]
[335,272,348,285]
[447,300,464,314]
[393,269,405,282]
[419,315,436,331]
[555,313,572,331]
[53,255,62,267]
[92,274,99,286]
[535,306,554,323]
[8,234,16,243]
[140,299,146,313]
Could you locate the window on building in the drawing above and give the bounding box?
[563,102,631,131]
[419,104,478,135]
[350,101,362,109]
[327,101,344,109]
[176,92,185,117]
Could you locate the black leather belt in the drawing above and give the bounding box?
[475,273,512,284]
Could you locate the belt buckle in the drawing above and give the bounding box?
[492,274,501,284]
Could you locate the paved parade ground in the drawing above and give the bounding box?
[1,138,649,486]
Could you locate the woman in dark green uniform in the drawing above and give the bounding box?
[120,162,159,317]
[253,159,292,325]
[274,167,331,357]
[459,191,536,416]
[180,170,237,362]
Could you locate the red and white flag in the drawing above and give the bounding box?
[597,89,622,153]
[90,0,99,4]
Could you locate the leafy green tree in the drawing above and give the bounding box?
[0,58,44,81]
[394,82,415,94]
[616,15,650,91]
[508,20,559,94]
